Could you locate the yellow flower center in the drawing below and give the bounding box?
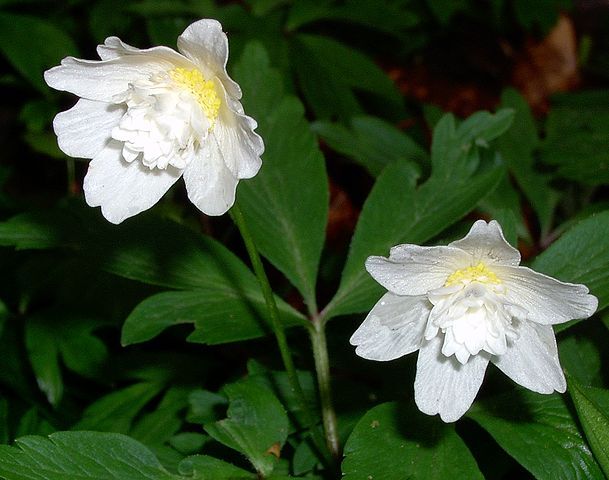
[444,262,501,287]
[169,67,221,125]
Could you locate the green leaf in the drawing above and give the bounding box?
[74,382,165,434]
[205,378,289,477]
[0,431,177,480]
[568,378,609,477]
[498,89,558,234]
[312,115,427,176]
[532,210,609,331]
[187,390,228,425]
[246,360,317,431]
[324,111,510,319]
[468,389,604,480]
[0,13,78,93]
[0,210,78,250]
[541,105,609,185]
[25,311,107,406]
[285,0,419,34]
[559,335,602,386]
[235,42,328,310]
[130,387,191,447]
[178,455,256,479]
[122,287,305,346]
[342,402,484,479]
[292,34,402,120]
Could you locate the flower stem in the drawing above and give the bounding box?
[229,204,329,462]
[310,317,340,458]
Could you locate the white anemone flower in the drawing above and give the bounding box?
[44,19,263,224]
[350,220,598,422]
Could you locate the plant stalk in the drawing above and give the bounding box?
[230,204,329,463]
[310,317,341,458]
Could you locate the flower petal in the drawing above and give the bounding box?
[415,335,489,422]
[449,219,521,265]
[177,19,241,99]
[182,137,239,216]
[44,55,177,102]
[365,245,471,296]
[350,293,430,361]
[53,99,123,159]
[492,321,566,393]
[96,36,190,64]
[213,105,263,179]
[496,265,598,325]
[83,141,181,224]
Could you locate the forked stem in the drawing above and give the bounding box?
[230,204,330,465]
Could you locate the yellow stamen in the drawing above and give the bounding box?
[169,67,221,125]
[444,262,501,287]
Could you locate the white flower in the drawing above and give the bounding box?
[44,19,263,224]
[350,220,598,422]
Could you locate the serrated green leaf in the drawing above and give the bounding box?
[205,378,288,477]
[235,43,328,310]
[468,389,604,480]
[0,210,79,250]
[285,0,419,34]
[130,387,191,447]
[122,287,305,346]
[324,154,504,318]
[312,115,426,177]
[292,34,402,120]
[342,402,484,480]
[187,390,228,425]
[541,105,609,185]
[559,335,602,386]
[178,455,255,479]
[498,89,557,235]
[25,311,107,406]
[568,378,609,477]
[0,431,178,480]
[532,210,609,332]
[246,360,317,431]
[74,382,165,434]
[0,13,78,93]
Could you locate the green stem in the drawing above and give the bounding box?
[310,317,340,458]
[230,204,329,462]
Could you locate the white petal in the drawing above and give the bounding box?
[492,321,566,393]
[96,36,190,64]
[44,55,177,102]
[84,141,181,224]
[53,99,123,159]
[213,105,263,179]
[496,265,598,325]
[415,335,489,422]
[350,293,430,361]
[365,245,471,296]
[177,19,241,99]
[449,220,521,265]
[182,138,239,216]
